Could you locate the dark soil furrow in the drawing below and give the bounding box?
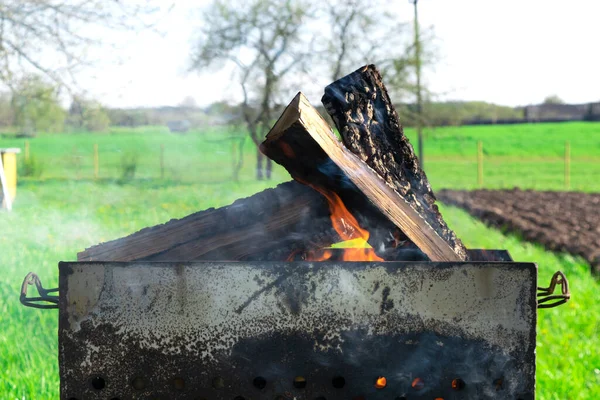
[438,188,600,274]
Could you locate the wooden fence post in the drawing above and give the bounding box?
[477,141,483,188]
[73,146,81,180]
[565,141,571,190]
[93,144,99,180]
[25,140,30,162]
[160,144,165,179]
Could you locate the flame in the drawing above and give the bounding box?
[451,378,465,390]
[412,377,424,390]
[307,184,384,262]
[374,376,387,389]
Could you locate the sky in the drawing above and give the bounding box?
[76,0,600,109]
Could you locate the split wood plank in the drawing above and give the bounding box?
[261,92,464,262]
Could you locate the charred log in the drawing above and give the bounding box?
[78,181,338,262]
[321,64,468,261]
[261,92,462,262]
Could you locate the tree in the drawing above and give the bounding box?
[0,1,165,89]
[191,0,315,180]
[11,75,65,135]
[192,0,437,180]
[543,95,564,105]
[180,96,198,108]
[68,96,110,132]
[0,93,15,127]
[323,0,436,105]
[324,0,402,80]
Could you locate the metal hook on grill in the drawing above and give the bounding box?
[20,272,59,309]
[537,271,570,309]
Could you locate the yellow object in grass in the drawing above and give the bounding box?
[0,148,20,210]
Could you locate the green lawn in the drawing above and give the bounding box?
[0,122,599,399]
[1,121,599,191]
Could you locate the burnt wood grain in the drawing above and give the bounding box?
[322,64,468,260]
[78,181,338,262]
[261,92,462,262]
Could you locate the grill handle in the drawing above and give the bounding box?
[18,270,571,310]
[20,272,59,309]
[537,271,570,309]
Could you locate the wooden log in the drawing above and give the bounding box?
[321,65,468,261]
[261,92,464,262]
[78,181,338,262]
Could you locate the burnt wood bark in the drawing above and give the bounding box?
[261,92,462,262]
[321,64,468,261]
[78,181,338,262]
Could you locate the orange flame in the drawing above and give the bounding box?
[451,378,465,390]
[412,377,424,390]
[307,185,384,262]
[374,376,387,389]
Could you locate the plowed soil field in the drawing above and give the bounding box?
[438,189,600,273]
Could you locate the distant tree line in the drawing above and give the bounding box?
[2,82,598,137]
[0,75,111,136]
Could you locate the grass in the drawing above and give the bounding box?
[0,122,599,399]
[439,204,600,400]
[1,121,599,191]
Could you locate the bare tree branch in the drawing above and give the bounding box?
[0,0,169,90]
[191,0,315,180]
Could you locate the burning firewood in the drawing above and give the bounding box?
[261,92,465,262]
[322,64,468,261]
[77,181,339,262]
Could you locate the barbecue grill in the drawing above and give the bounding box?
[20,249,570,400]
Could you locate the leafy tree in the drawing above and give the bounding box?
[543,95,564,105]
[68,96,110,132]
[0,93,15,127]
[11,75,65,135]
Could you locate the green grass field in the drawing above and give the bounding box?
[1,122,599,399]
[1,121,600,191]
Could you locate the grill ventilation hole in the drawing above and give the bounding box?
[233,396,246,400]
[411,377,425,390]
[253,376,267,389]
[131,377,145,390]
[374,376,387,389]
[394,397,407,400]
[293,376,307,388]
[90,376,105,390]
[212,376,225,389]
[494,378,504,391]
[173,377,185,390]
[451,378,466,391]
[314,397,326,400]
[274,396,285,400]
[332,376,345,389]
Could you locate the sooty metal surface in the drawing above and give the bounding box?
[58,260,536,400]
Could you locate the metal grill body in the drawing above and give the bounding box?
[58,257,536,400]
